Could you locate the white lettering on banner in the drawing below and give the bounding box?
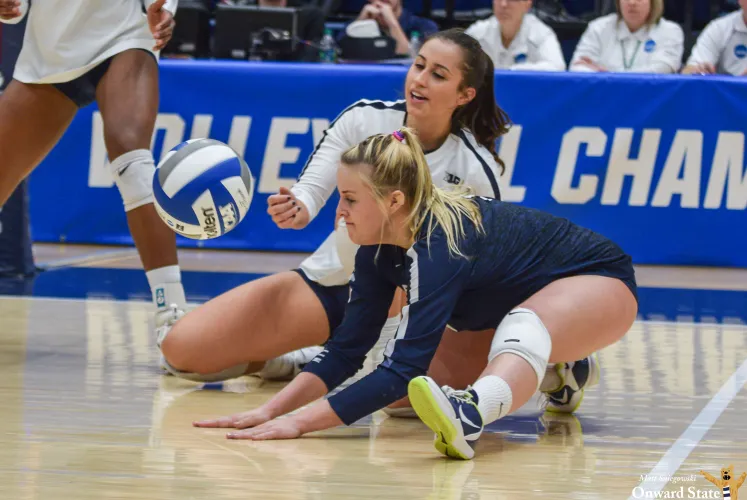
[257,117,329,193]
[180,113,253,157]
[89,112,186,187]
[601,128,661,206]
[88,112,251,188]
[89,113,187,187]
[549,127,744,210]
[88,112,112,188]
[704,132,747,210]
[497,126,527,203]
[311,118,330,147]
[552,127,606,204]
[190,114,213,141]
[153,113,187,161]
[85,114,747,210]
[226,116,252,159]
[652,131,702,208]
[258,118,311,193]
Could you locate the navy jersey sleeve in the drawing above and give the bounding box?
[302,245,396,392]
[324,232,473,425]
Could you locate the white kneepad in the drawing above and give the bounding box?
[110,149,156,211]
[488,308,552,391]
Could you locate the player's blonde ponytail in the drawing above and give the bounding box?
[340,127,483,256]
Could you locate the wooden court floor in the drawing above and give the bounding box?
[0,244,745,500]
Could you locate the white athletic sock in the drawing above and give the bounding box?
[259,355,294,380]
[146,265,187,311]
[472,375,512,424]
[539,364,563,392]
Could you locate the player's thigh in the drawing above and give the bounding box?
[160,271,331,372]
[95,49,159,156]
[0,80,76,201]
[520,275,637,363]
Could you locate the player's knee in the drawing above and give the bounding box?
[159,321,209,374]
[489,307,552,391]
[109,149,155,212]
[160,320,247,381]
[158,323,192,371]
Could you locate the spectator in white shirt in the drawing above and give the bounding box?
[682,1,747,75]
[465,0,566,71]
[570,0,684,73]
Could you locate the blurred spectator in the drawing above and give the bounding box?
[343,0,438,56]
[682,0,747,75]
[465,0,566,71]
[569,0,683,73]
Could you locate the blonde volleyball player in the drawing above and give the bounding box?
[0,0,187,333]
[193,128,637,460]
[159,29,510,393]
[160,28,599,416]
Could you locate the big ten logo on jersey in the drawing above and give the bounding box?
[444,172,462,185]
[87,113,330,194]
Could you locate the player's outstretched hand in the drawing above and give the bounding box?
[193,407,273,430]
[147,0,175,51]
[0,0,21,19]
[267,187,311,229]
[225,418,303,441]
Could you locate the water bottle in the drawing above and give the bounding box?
[319,29,338,64]
[409,31,422,59]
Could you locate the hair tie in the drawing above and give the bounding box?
[392,130,405,143]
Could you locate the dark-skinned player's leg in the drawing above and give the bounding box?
[95,49,187,339]
[0,81,77,206]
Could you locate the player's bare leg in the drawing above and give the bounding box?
[95,49,187,335]
[0,81,77,206]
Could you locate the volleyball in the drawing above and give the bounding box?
[152,139,254,240]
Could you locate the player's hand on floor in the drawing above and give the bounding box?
[193,407,273,430]
[267,187,310,229]
[226,417,303,441]
[147,0,175,51]
[0,0,21,19]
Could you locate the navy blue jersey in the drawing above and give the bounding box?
[304,197,636,425]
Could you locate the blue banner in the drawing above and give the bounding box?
[28,61,747,267]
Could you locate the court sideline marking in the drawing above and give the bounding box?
[628,356,747,499]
